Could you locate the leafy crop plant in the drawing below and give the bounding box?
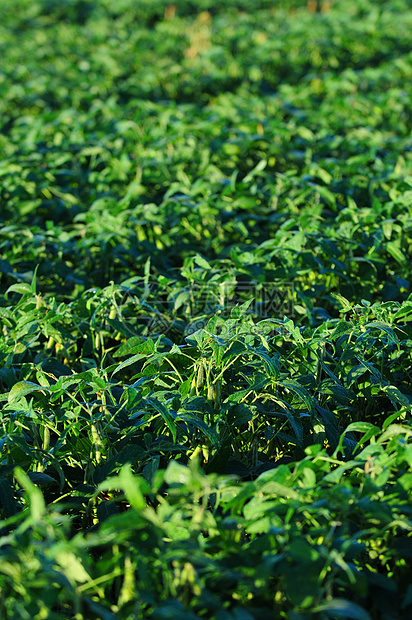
[0,0,412,617]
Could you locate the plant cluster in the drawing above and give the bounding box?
[0,0,411,618]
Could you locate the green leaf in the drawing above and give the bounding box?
[323,460,359,483]
[184,329,209,347]
[285,409,303,445]
[31,264,39,295]
[248,346,279,376]
[14,467,45,521]
[5,282,32,297]
[144,256,151,288]
[117,464,146,511]
[394,301,412,321]
[227,388,253,403]
[177,412,218,447]
[331,293,352,312]
[334,421,380,456]
[27,472,58,486]
[112,351,153,375]
[364,322,398,346]
[8,381,49,404]
[262,480,299,500]
[113,336,147,358]
[314,599,371,620]
[54,550,91,584]
[94,445,145,484]
[280,379,314,412]
[386,241,406,264]
[193,254,211,270]
[379,424,412,443]
[146,397,177,443]
[164,461,192,486]
[230,298,254,319]
[40,358,73,377]
[243,158,267,183]
[98,464,146,511]
[319,381,354,405]
[382,385,411,408]
[382,409,408,430]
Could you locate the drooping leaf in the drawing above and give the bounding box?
[8,381,49,404]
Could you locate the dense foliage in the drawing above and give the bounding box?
[0,0,411,618]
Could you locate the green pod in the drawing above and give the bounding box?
[196,360,206,390]
[208,379,221,408]
[46,336,55,350]
[91,424,102,464]
[43,426,50,452]
[94,332,101,351]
